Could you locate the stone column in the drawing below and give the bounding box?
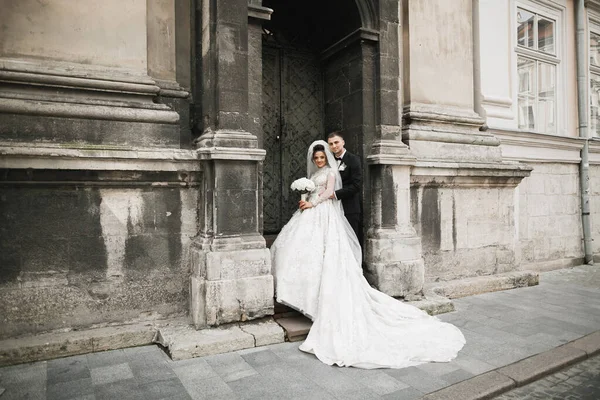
[189,0,274,329]
[401,0,501,162]
[147,0,192,148]
[364,0,425,297]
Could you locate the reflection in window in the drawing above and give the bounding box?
[591,74,600,136]
[538,17,555,54]
[517,9,535,48]
[517,7,555,55]
[518,56,555,133]
[591,32,600,67]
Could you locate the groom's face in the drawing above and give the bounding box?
[328,135,345,157]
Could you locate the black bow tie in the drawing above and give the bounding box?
[335,156,342,160]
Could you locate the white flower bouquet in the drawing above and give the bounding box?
[290,177,316,202]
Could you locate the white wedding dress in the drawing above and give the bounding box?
[271,141,465,369]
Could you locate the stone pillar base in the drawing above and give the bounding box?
[366,139,425,297]
[189,240,274,329]
[365,228,425,297]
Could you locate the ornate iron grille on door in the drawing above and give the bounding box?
[262,42,324,234]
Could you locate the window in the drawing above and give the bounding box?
[516,6,557,134]
[590,31,600,136]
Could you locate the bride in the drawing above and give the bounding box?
[271,140,465,369]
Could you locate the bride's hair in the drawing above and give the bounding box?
[312,144,326,157]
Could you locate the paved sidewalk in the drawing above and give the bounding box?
[1,265,600,400]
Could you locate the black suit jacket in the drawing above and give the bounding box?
[334,151,362,215]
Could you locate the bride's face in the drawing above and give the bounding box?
[313,151,327,168]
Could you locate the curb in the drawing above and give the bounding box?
[421,331,600,400]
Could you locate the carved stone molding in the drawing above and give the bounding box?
[494,129,585,164]
[248,4,273,21]
[0,143,200,172]
[411,161,532,188]
[586,0,600,14]
[0,57,180,125]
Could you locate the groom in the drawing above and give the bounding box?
[327,132,362,241]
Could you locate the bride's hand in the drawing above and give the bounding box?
[300,201,313,210]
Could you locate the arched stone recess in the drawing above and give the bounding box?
[256,0,425,297]
[189,0,435,331]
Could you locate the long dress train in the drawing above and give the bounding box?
[271,166,465,369]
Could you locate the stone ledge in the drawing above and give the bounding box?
[153,318,284,360]
[0,143,201,171]
[0,98,178,124]
[427,270,539,299]
[0,321,158,367]
[0,317,286,366]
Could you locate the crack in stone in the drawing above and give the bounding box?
[238,323,257,347]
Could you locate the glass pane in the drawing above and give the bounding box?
[537,62,556,133]
[518,57,536,96]
[518,57,536,130]
[537,16,555,54]
[591,74,600,136]
[591,32,600,67]
[517,8,535,48]
[518,96,536,130]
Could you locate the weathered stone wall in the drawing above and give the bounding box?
[515,163,583,271]
[411,184,517,282]
[403,0,474,109]
[588,164,600,259]
[0,0,147,71]
[324,43,367,153]
[0,172,199,339]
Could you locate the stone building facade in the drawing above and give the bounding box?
[0,0,595,347]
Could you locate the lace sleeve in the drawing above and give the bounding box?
[312,170,336,206]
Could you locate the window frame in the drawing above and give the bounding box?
[511,0,566,136]
[589,16,600,137]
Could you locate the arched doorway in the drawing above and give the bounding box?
[261,0,370,234]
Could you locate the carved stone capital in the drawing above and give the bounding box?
[367,139,416,165]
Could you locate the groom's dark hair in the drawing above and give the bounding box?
[327,131,344,140]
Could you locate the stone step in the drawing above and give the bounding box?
[154,318,285,361]
[426,270,539,299]
[273,301,293,316]
[274,315,312,342]
[264,234,278,248]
